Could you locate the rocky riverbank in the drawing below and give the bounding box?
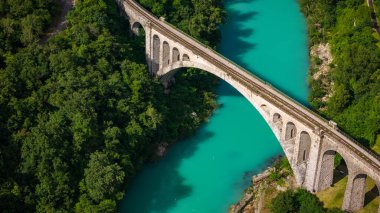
[230,156,297,213]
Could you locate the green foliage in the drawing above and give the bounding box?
[300,0,380,147]
[270,190,297,213]
[0,0,55,55]
[268,157,292,183]
[137,0,226,48]
[0,0,223,211]
[270,189,344,213]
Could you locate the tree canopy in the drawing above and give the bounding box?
[300,0,380,147]
[0,0,224,212]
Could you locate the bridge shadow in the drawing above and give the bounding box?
[218,10,257,65]
[120,130,215,213]
[332,164,348,186]
[218,3,258,97]
[365,185,379,206]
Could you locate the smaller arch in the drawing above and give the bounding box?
[152,35,161,74]
[272,113,283,133]
[273,113,282,123]
[260,104,270,117]
[163,41,170,67]
[297,131,311,164]
[285,122,297,140]
[131,22,144,35]
[172,48,180,63]
[183,54,190,61]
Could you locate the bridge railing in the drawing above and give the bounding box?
[125,0,380,164]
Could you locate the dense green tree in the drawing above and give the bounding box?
[83,151,125,203]
[270,189,296,213]
[0,0,222,211]
[300,0,380,147]
[270,189,344,213]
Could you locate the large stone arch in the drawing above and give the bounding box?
[163,41,170,68]
[297,131,311,164]
[152,35,160,74]
[157,60,271,121]
[157,60,310,189]
[158,59,304,150]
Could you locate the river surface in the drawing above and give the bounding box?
[120,0,309,212]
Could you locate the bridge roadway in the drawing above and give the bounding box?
[124,0,380,173]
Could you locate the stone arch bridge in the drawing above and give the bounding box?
[117,0,380,211]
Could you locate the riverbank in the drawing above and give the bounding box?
[230,156,297,213]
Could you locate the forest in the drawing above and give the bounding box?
[299,0,380,148]
[0,0,225,212]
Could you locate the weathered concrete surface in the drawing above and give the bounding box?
[116,0,380,211]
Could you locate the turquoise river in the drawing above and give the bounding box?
[120,0,309,212]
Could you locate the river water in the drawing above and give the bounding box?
[120,0,309,212]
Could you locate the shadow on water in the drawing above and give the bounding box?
[216,3,258,97]
[217,0,309,106]
[120,130,215,213]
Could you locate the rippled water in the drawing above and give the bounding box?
[120,0,309,212]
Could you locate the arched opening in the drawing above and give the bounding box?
[129,21,146,64]
[272,113,283,133]
[163,41,170,67]
[316,151,348,209]
[131,22,144,36]
[152,35,160,74]
[285,122,296,140]
[297,131,311,164]
[360,177,380,212]
[317,151,348,191]
[343,173,367,212]
[183,54,190,61]
[172,48,180,63]
[260,104,270,117]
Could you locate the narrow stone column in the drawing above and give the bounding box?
[342,173,367,212]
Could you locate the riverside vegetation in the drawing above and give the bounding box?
[299,0,380,149]
[0,0,225,212]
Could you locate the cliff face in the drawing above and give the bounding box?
[309,43,334,111]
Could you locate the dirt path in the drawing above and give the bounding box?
[41,0,74,43]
